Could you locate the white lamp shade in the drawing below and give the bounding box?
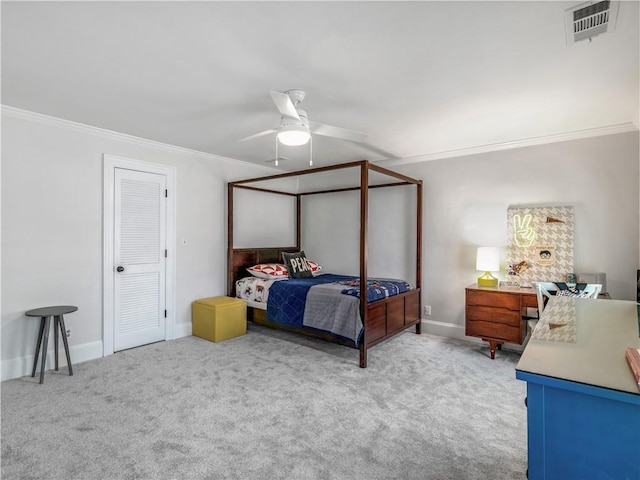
[476,247,500,272]
[277,124,311,146]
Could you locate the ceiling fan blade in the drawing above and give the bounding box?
[310,121,367,143]
[270,91,300,120]
[238,129,277,142]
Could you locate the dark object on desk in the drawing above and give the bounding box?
[25,305,77,384]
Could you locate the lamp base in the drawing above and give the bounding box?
[478,272,498,287]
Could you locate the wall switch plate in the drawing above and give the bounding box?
[423,305,431,316]
[66,329,71,338]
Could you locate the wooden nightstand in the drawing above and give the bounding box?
[465,284,537,359]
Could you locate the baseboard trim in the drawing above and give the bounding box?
[1,340,103,382]
[174,322,192,339]
[421,319,524,353]
[421,319,467,339]
[2,320,519,381]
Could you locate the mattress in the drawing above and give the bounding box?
[235,273,413,344]
[236,274,412,304]
[235,276,279,306]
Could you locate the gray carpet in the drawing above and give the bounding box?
[1,324,527,480]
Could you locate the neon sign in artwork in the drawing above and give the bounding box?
[513,213,536,247]
[506,205,574,287]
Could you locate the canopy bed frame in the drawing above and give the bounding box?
[227,160,422,367]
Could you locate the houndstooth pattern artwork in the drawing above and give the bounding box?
[506,205,574,287]
[531,297,576,344]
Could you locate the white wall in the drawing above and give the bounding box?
[1,109,275,380]
[233,188,296,248]
[301,186,417,282]
[294,131,639,341]
[391,131,639,340]
[228,166,419,282]
[2,109,638,379]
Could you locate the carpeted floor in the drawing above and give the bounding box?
[1,324,527,480]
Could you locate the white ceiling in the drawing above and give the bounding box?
[2,1,639,170]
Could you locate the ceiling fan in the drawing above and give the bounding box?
[239,89,392,159]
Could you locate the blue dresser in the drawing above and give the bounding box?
[516,298,640,480]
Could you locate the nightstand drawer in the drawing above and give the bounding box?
[467,306,521,326]
[467,320,521,343]
[466,290,519,311]
[465,284,535,358]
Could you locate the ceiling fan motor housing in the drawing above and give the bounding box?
[280,109,308,128]
[285,89,306,106]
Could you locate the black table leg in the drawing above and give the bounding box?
[58,314,73,376]
[54,316,59,371]
[39,316,51,384]
[31,318,46,378]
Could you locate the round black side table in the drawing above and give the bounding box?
[25,305,77,384]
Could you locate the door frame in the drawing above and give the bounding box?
[103,154,176,356]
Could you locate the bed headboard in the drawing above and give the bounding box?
[228,247,299,296]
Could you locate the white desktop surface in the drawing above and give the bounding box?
[516,297,640,395]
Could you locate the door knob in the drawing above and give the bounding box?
[116,266,125,272]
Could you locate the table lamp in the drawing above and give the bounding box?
[476,247,500,287]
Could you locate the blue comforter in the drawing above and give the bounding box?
[266,274,411,342]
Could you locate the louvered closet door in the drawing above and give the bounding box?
[114,168,167,351]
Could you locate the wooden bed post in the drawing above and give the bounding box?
[296,194,301,251]
[227,182,234,297]
[416,180,423,335]
[359,161,369,368]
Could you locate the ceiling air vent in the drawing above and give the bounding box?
[565,0,619,44]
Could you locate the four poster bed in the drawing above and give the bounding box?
[227,160,422,368]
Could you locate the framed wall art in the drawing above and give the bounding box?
[505,205,574,287]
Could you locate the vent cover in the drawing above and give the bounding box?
[565,0,619,44]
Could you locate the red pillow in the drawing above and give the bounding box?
[246,261,322,279]
[246,263,288,279]
[307,260,322,274]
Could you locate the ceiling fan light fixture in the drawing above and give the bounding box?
[277,124,311,146]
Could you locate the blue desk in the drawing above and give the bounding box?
[516,298,640,480]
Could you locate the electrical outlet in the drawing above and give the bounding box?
[66,329,71,338]
[423,305,431,316]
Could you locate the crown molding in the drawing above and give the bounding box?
[1,105,279,174]
[380,122,639,168]
[4,105,636,171]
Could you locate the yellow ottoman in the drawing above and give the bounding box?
[192,296,246,342]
